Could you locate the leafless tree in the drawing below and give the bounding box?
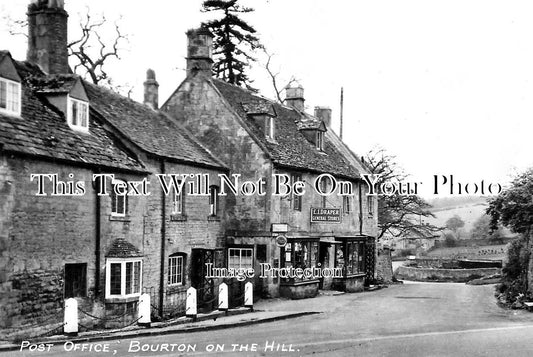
[365,147,442,240]
[67,12,128,85]
[263,48,298,103]
[3,9,128,87]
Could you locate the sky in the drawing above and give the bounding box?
[1,0,533,197]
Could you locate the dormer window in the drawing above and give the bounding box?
[265,116,275,140]
[68,97,89,131]
[316,131,324,151]
[0,77,21,116]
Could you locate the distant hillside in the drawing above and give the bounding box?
[426,196,489,212]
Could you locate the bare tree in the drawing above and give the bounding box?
[365,147,442,241]
[263,48,298,103]
[3,9,128,86]
[67,11,128,85]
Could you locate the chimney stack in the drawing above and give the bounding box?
[143,69,159,110]
[186,27,214,77]
[314,107,332,127]
[285,85,305,112]
[27,0,69,75]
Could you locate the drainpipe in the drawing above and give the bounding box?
[358,181,363,235]
[93,172,102,298]
[159,160,166,318]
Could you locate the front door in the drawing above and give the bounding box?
[190,249,215,312]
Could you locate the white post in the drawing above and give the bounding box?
[64,298,78,336]
[138,293,151,327]
[186,287,197,320]
[218,282,228,311]
[244,282,253,310]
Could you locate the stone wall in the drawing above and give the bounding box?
[395,266,501,282]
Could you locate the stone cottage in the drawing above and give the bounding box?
[0,1,228,339]
[163,28,379,299]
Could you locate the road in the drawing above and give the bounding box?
[10,282,533,357]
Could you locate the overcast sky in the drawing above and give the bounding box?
[1,0,532,197]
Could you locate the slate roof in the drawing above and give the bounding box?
[84,82,226,170]
[0,59,145,172]
[29,74,78,94]
[211,79,364,180]
[106,238,143,258]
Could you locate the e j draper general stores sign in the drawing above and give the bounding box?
[310,207,341,223]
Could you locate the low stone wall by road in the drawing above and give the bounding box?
[395,266,501,283]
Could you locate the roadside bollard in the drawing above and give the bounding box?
[64,298,78,336]
[218,282,228,313]
[244,282,253,311]
[186,287,197,321]
[138,293,151,327]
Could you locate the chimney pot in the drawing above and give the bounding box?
[143,69,159,110]
[285,85,305,112]
[186,27,214,77]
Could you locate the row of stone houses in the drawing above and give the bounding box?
[0,0,378,339]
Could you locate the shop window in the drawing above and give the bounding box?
[0,77,21,116]
[64,263,87,298]
[105,259,142,298]
[111,179,127,217]
[291,173,302,211]
[228,248,253,269]
[282,240,318,271]
[168,253,186,286]
[336,241,365,275]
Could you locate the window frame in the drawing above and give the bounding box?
[367,196,374,217]
[209,185,219,216]
[316,130,324,151]
[343,195,351,215]
[168,253,186,286]
[105,258,143,299]
[67,96,89,132]
[111,179,127,217]
[0,77,21,116]
[228,247,254,269]
[265,116,275,140]
[291,173,302,211]
[172,184,184,215]
[335,240,365,276]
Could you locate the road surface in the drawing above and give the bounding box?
[11,282,533,357]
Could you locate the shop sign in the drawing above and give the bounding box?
[310,207,341,223]
[276,234,288,247]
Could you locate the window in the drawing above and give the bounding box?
[291,173,302,211]
[282,240,318,270]
[168,254,185,286]
[172,185,184,215]
[343,196,351,214]
[111,179,127,217]
[0,77,21,116]
[106,259,142,298]
[228,248,253,269]
[64,263,87,298]
[265,116,275,140]
[336,241,365,275]
[68,97,89,131]
[316,131,324,151]
[209,185,219,216]
[321,178,328,208]
[367,196,374,217]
